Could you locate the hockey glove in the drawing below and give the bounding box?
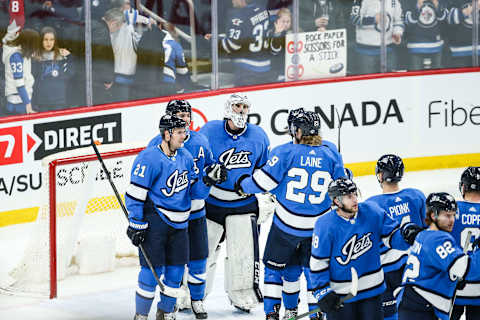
[234,174,250,197]
[317,292,343,314]
[456,278,467,290]
[127,219,148,247]
[473,237,480,251]
[203,163,227,186]
[400,222,423,245]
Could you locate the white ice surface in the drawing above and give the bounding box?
[0,168,465,319]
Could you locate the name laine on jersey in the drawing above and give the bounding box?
[161,170,189,196]
[250,10,268,25]
[300,156,323,168]
[336,233,373,265]
[389,203,410,217]
[219,148,252,169]
[411,240,422,255]
[459,214,480,225]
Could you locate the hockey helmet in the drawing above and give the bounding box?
[289,111,321,137]
[287,107,305,137]
[224,93,250,128]
[459,166,480,195]
[166,99,192,116]
[426,192,457,218]
[328,178,358,200]
[375,154,404,183]
[158,114,187,133]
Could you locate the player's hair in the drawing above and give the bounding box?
[299,135,322,146]
[6,28,41,59]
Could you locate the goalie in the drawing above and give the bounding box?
[198,93,270,313]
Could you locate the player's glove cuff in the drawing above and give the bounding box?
[128,219,148,230]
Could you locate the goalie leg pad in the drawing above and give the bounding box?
[158,265,184,313]
[136,266,162,315]
[188,259,207,301]
[282,265,302,310]
[263,266,282,314]
[224,214,263,310]
[205,218,225,298]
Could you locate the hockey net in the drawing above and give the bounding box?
[0,142,146,299]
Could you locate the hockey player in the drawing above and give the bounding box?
[366,154,426,320]
[198,93,270,313]
[148,100,216,319]
[126,115,226,320]
[234,110,346,320]
[450,167,480,320]
[310,178,418,320]
[397,192,480,320]
[219,0,273,86]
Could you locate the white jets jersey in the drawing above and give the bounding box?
[2,44,34,103]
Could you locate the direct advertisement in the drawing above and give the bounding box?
[1,71,479,226]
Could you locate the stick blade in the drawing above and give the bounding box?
[350,267,359,297]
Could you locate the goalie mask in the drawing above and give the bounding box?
[375,154,404,183]
[166,99,192,116]
[224,93,251,128]
[289,111,321,137]
[459,166,480,195]
[328,178,358,201]
[426,192,457,218]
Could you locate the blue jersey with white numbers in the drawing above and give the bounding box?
[399,230,480,319]
[198,120,270,208]
[125,146,210,229]
[310,201,409,304]
[147,131,214,220]
[240,142,345,237]
[366,188,426,272]
[450,201,480,305]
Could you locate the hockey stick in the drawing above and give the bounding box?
[289,267,359,320]
[90,142,184,298]
[334,108,342,153]
[448,230,472,319]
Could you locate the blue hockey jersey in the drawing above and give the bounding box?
[450,200,480,306]
[366,188,426,272]
[310,201,410,303]
[399,229,480,320]
[125,146,210,229]
[147,130,214,220]
[447,0,480,56]
[240,142,345,237]
[198,120,270,208]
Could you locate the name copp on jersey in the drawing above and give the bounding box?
[198,120,269,208]
[125,146,210,229]
[399,230,480,320]
[220,3,271,73]
[450,201,480,305]
[310,202,409,303]
[366,188,426,272]
[147,130,214,220]
[240,142,345,237]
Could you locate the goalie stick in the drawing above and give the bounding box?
[288,267,359,320]
[448,230,472,319]
[90,142,184,298]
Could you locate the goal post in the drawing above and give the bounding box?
[0,142,146,299]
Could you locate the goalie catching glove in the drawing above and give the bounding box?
[127,219,148,246]
[203,163,227,186]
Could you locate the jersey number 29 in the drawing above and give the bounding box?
[286,168,331,204]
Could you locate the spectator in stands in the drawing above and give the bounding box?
[270,7,291,82]
[144,0,164,18]
[447,0,480,67]
[91,8,115,105]
[106,7,139,102]
[83,0,114,22]
[403,0,448,70]
[32,26,75,112]
[2,22,40,114]
[351,0,404,74]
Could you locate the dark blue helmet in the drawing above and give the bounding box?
[328,178,358,200]
[159,114,187,132]
[166,100,192,116]
[289,110,321,137]
[287,107,305,136]
[459,167,480,195]
[375,154,404,183]
[426,192,457,217]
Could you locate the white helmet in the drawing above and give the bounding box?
[224,93,251,128]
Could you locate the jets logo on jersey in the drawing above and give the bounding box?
[161,170,189,197]
[336,232,373,265]
[469,207,477,212]
[419,3,436,26]
[232,18,243,26]
[219,148,252,169]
